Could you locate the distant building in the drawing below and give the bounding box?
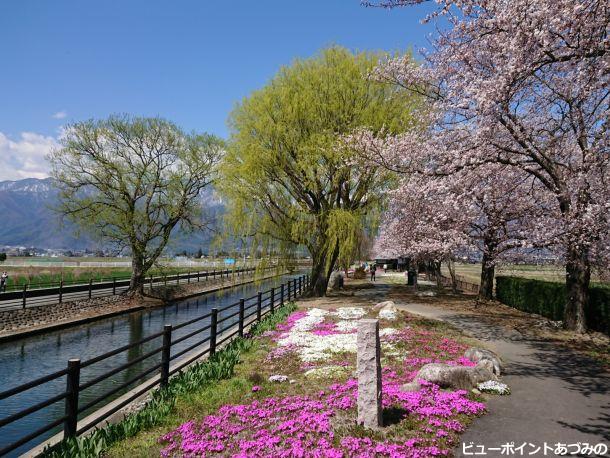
[374,257,411,271]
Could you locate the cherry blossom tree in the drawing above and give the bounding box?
[362,0,609,332]
[374,162,552,299]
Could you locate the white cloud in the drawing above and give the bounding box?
[52,111,67,119]
[0,132,59,181]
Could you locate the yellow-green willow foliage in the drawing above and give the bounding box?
[220,47,421,295]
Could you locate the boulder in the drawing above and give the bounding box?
[401,360,496,392]
[464,347,503,376]
[373,300,395,311]
[415,290,436,297]
[329,271,345,290]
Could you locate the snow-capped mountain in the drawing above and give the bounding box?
[0,178,224,251]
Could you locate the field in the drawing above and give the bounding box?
[0,262,247,292]
[440,262,608,286]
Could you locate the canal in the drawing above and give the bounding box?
[0,272,300,456]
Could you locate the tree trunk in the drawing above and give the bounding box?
[479,252,495,300]
[432,260,443,289]
[129,254,146,296]
[447,259,458,293]
[309,258,330,297]
[564,244,590,333]
[309,249,331,297]
[307,242,340,297]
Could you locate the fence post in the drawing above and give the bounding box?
[22,284,27,309]
[177,272,180,285]
[150,275,153,290]
[188,271,191,284]
[59,280,63,304]
[64,358,81,439]
[160,324,172,388]
[270,287,275,313]
[88,278,93,299]
[239,299,245,337]
[281,283,284,305]
[213,270,216,280]
[298,277,302,296]
[257,291,262,322]
[164,275,167,287]
[210,308,218,356]
[197,271,200,282]
[287,281,291,301]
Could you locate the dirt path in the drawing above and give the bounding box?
[370,274,610,457]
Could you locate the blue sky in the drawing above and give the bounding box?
[0,0,436,180]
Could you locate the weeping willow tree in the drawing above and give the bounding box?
[220,47,420,296]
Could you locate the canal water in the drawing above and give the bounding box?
[0,273,300,457]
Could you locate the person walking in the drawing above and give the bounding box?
[370,264,376,282]
[0,271,8,293]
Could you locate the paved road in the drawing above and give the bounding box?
[392,301,609,457]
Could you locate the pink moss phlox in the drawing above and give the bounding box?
[275,311,308,334]
[159,310,487,457]
[311,321,342,336]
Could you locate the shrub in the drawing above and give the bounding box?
[353,267,366,279]
[496,276,610,335]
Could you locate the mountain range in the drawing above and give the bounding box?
[0,177,225,252]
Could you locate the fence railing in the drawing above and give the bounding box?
[0,274,309,457]
[0,266,277,310]
[440,274,480,294]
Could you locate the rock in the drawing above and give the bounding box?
[415,290,436,297]
[373,300,395,311]
[329,271,345,290]
[464,347,504,376]
[357,319,383,429]
[401,360,496,392]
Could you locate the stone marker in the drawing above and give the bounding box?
[357,319,383,428]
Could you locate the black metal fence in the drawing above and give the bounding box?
[0,274,309,457]
[0,266,275,310]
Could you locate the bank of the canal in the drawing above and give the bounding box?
[0,268,280,342]
[0,272,301,457]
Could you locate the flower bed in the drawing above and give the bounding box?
[160,306,487,457]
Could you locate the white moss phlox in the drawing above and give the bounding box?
[278,331,357,362]
[379,328,397,337]
[293,308,329,332]
[477,380,510,395]
[336,320,359,332]
[333,307,367,320]
[379,309,397,320]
